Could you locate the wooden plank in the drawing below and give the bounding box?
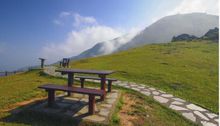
[75,76,117,81]
[56,68,115,75]
[38,84,104,96]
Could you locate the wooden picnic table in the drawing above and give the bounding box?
[55,68,115,101]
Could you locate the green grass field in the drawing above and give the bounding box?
[69,41,218,113]
[0,70,196,126]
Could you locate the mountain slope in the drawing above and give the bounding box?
[71,32,138,60]
[69,41,218,113]
[71,13,218,60]
[120,13,218,50]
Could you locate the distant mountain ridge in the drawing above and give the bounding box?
[171,27,219,42]
[70,13,219,61]
[172,34,198,42]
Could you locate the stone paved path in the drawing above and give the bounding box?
[44,66,219,126]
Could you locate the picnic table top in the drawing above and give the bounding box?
[55,68,115,75]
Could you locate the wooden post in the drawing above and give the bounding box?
[67,73,74,96]
[108,80,112,92]
[5,71,7,76]
[60,61,62,67]
[80,78,85,88]
[39,58,46,69]
[88,94,95,114]
[48,90,55,107]
[99,74,106,101]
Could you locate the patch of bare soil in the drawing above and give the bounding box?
[119,94,150,126]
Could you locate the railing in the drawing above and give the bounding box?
[0,70,25,77]
[0,65,50,77]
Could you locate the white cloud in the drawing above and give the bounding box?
[98,29,140,55]
[43,13,126,63]
[53,19,62,25]
[73,13,97,27]
[169,0,219,15]
[43,13,141,63]
[59,11,71,18]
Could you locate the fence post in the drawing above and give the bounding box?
[5,71,8,76]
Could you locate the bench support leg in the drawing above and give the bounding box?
[108,80,112,92]
[99,74,106,101]
[80,78,85,88]
[48,90,55,107]
[88,95,95,114]
[67,73,74,96]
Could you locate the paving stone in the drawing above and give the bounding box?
[153,96,169,103]
[84,115,106,122]
[158,90,166,93]
[131,87,141,91]
[56,102,71,108]
[201,121,217,126]
[149,87,156,91]
[106,93,118,98]
[124,85,131,88]
[100,104,112,108]
[171,101,183,105]
[80,98,88,102]
[161,94,173,98]
[138,86,146,89]
[194,111,209,121]
[142,89,150,92]
[70,104,81,110]
[64,110,74,116]
[187,104,206,111]
[169,105,188,111]
[62,99,78,104]
[99,108,110,117]
[140,91,151,96]
[72,93,85,98]
[106,98,116,104]
[78,106,98,114]
[205,113,218,119]
[182,112,196,122]
[172,98,185,102]
[152,91,160,95]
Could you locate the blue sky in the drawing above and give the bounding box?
[0,0,218,71]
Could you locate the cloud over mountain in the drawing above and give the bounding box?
[42,12,125,63]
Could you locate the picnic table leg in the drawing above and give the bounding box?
[99,74,106,101]
[80,78,85,88]
[88,94,95,114]
[67,73,74,96]
[108,80,112,92]
[47,89,55,107]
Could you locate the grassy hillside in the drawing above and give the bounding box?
[0,70,66,110]
[69,41,218,113]
[0,70,196,126]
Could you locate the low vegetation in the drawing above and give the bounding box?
[69,41,218,113]
[0,70,197,125]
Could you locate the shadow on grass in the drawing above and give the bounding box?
[0,96,102,126]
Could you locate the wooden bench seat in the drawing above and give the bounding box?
[75,76,117,92]
[38,84,104,114]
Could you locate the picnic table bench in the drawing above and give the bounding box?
[38,84,104,114]
[75,76,117,92]
[55,68,115,101]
